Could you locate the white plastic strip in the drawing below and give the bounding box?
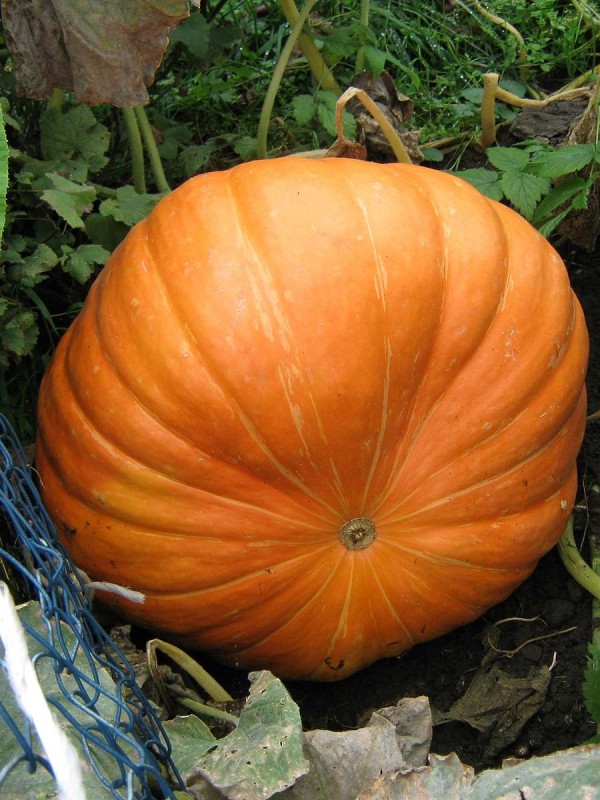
[0,582,86,800]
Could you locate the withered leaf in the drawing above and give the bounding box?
[2,0,189,106]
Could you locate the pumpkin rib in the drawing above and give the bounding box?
[145,189,346,523]
[342,173,420,512]
[93,225,343,527]
[45,338,337,533]
[366,178,512,517]
[379,379,584,525]
[374,249,585,520]
[343,169,448,515]
[224,171,355,518]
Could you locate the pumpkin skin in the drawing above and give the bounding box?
[36,157,588,681]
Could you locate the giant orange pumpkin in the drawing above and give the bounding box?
[36,157,588,681]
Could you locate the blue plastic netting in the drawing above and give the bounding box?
[0,413,184,798]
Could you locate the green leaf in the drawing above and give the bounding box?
[85,213,129,251]
[7,243,58,288]
[486,146,530,172]
[461,87,484,104]
[233,135,258,162]
[362,45,387,76]
[584,644,600,725]
[1,310,39,356]
[167,671,309,800]
[455,168,504,201]
[180,143,216,177]
[500,169,551,219]
[168,12,210,59]
[18,157,90,186]
[39,106,110,173]
[99,186,163,227]
[62,244,110,284]
[292,95,316,126]
[498,78,526,97]
[532,176,588,223]
[316,91,356,138]
[41,173,96,228]
[421,148,444,163]
[322,25,359,62]
[529,144,596,178]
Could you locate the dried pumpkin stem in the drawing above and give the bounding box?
[277,0,341,94]
[177,697,239,727]
[557,517,600,602]
[479,72,499,150]
[147,638,233,703]
[335,87,412,164]
[258,0,319,158]
[121,107,146,194]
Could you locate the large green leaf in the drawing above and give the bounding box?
[166,671,309,800]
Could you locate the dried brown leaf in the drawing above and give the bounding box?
[2,0,189,106]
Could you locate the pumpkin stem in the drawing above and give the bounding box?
[339,517,376,550]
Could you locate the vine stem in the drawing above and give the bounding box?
[478,71,592,150]
[258,0,320,158]
[354,0,371,73]
[133,105,170,193]
[278,0,340,93]
[121,107,146,194]
[557,517,600,602]
[147,638,234,703]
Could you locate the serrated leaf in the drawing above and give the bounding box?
[7,243,59,287]
[486,146,530,172]
[498,78,526,97]
[363,45,387,76]
[292,95,316,126]
[169,11,210,59]
[62,244,110,284]
[177,671,308,800]
[529,144,596,178]
[1,310,39,356]
[180,143,216,176]
[421,148,444,163]
[40,106,110,173]
[532,176,588,223]
[85,213,129,250]
[461,87,484,104]
[500,169,551,219]
[233,135,257,162]
[584,645,600,725]
[316,91,356,138]
[41,174,96,228]
[321,25,359,62]
[455,168,504,201]
[99,186,163,227]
